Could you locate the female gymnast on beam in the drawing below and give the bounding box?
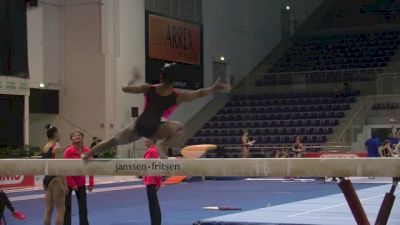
[82,63,230,159]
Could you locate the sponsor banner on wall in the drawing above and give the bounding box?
[148,14,201,65]
[0,175,35,189]
[304,152,367,158]
[0,76,29,95]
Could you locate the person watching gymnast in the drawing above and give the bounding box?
[241,129,256,158]
[64,130,94,225]
[42,125,67,225]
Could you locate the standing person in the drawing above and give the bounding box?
[292,136,305,158]
[82,64,230,159]
[143,139,162,225]
[365,133,381,157]
[0,190,26,225]
[42,125,67,225]
[365,132,381,180]
[241,129,255,158]
[64,130,94,225]
[90,137,101,149]
[90,137,102,158]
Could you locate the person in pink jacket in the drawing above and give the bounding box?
[63,130,94,225]
[143,139,162,225]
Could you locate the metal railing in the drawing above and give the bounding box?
[334,94,400,148]
[335,96,373,147]
[244,67,382,92]
[236,69,400,151]
[377,72,400,95]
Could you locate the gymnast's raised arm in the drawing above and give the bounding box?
[176,77,231,104]
[121,83,150,94]
[121,67,150,94]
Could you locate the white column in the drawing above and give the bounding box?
[24,94,29,145]
[101,0,119,139]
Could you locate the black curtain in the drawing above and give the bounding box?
[0,94,24,147]
[0,0,29,78]
[0,0,7,76]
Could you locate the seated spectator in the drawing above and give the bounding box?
[388,132,399,150]
[380,140,393,157]
[280,148,289,158]
[272,150,280,158]
[343,83,352,97]
[335,83,352,98]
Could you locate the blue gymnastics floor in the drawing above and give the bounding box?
[3,178,399,225]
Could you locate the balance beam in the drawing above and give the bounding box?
[0,158,399,177]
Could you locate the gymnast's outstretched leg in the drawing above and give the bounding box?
[150,121,185,157]
[83,123,141,158]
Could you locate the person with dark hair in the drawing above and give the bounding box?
[365,133,381,157]
[64,130,94,225]
[0,190,26,225]
[343,82,352,97]
[241,129,255,158]
[380,140,393,157]
[387,132,398,150]
[82,63,230,159]
[90,137,102,158]
[90,137,101,149]
[365,133,381,180]
[143,139,162,225]
[42,125,67,225]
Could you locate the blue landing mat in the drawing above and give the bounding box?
[196,222,313,225]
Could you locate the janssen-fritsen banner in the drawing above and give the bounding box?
[148,14,201,65]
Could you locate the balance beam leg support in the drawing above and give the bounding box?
[338,179,370,225]
[375,178,398,225]
[375,193,395,225]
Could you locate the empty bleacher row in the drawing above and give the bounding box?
[224,98,353,108]
[188,134,327,146]
[255,69,380,87]
[270,30,399,73]
[205,118,340,128]
[231,91,337,100]
[195,126,334,137]
[372,102,400,110]
[204,149,272,158]
[186,92,357,148]
[315,0,400,30]
[217,106,348,116]
[211,110,344,120]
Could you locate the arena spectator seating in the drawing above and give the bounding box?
[271,31,399,73]
[315,0,400,30]
[372,102,400,110]
[254,30,398,87]
[186,91,357,158]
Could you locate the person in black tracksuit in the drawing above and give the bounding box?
[0,191,26,224]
